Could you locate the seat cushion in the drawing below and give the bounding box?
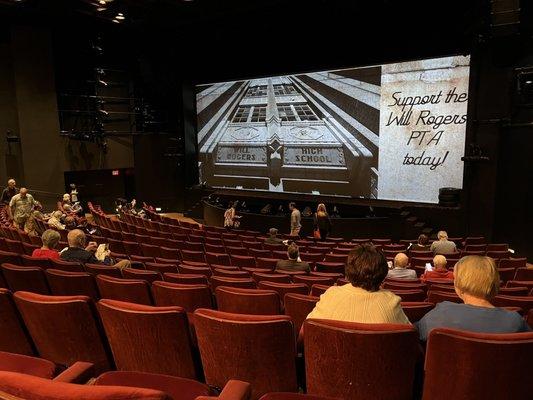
[95,371,210,400]
[0,351,58,379]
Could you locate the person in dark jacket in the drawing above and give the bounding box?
[276,243,310,273]
[264,228,284,245]
[313,203,332,241]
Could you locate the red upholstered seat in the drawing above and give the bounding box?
[0,351,58,379]
[0,371,171,399]
[230,255,256,267]
[49,259,85,273]
[249,249,272,259]
[299,253,324,263]
[210,276,256,293]
[389,289,427,302]
[401,302,435,322]
[492,295,533,315]
[383,281,427,292]
[0,250,22,266]
[158,247,180,260]
[163,273,209,286]
[178,264,212,277]
[213,268,251,278]
[256,257,279,269]
[0,289,34,355]
[97,299,199,379]
[1,263,50,294]
[498,286,530,296]
[427,290,462,304]
[122,268,162,284]
[13,291,112,373]
[513,267,533,281]
[304,319,418,400]
[422,328,533,400]
[315,262,344,274]
[96,275,152,305]
[497,267,516,283]
[252,272,291,284]
[194,308,297,400]
[85,263,122,278]
[292,275,335,288]
[205,252,231,266]
[506,280,533,290]
[283,293,319,339]
[45,269,99,300]
[309,284,330,297]
[144,262,178,275]
[215,286,281,315]
[21,255,52,269]
[181,250,206,263]
[151,281,213,312]
[257,282,309,303]
[140,244,162,258]
[498,258,526,269]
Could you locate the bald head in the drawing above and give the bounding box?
[7,179,15,188]
[433,255,447,271]
[19,187,28,197]
[394,253,409,269]
[67,229,86,248]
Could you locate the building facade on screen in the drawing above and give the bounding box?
[196,55,470,203]
[196,67,380,197]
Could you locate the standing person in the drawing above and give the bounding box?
[8,188,36,230]
[313,203,331,241]
[289,202,301,236]
[223,201,240,229]
[1,179,18,205]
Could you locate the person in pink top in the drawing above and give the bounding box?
[421,255,454,281]
[31,229,61,259]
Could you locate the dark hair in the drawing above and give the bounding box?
[289,202,296,208]
[417,234,428,245]
[287,243,299,259]
[345,244,388,292]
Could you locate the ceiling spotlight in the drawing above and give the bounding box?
[98,0,106,4]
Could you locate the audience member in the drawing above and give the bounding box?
[24,203,45,237]
[60,193,82,215]
[8,188,36,229]
[306,244,409,324]
[276,243,310,273]
[421,255,454,281]
[416,256,530,340]
[61,229,130,269]
[288,202,301,236]
[264,228,284,245]
[1,178,18,205]
[223,201,240,229]
[313,203,332,241]
[430,231,457,255]
[387,253,417,280]
[410,234,429,251]
[48,211,65,230]
[31,229,61,259]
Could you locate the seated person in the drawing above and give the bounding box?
[47,211,65,230]
[416,256,530,341]
[61,229,130,269]
[306,244,409,324]
[31,229,61,259]
[430,230,457,255]
[421,255,454,281]
[387,253,417,280]
[276,243,310,273]
[264,228,284,245]
[410,234,429,251]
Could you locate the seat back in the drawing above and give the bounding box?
[151,281,213,312]
[401,302,435,322]
[45,269,99,300]
[514,267,533,281]
[427,290,462,304]
[121,268,162,284]
[0,289,34,355]
[389,289,427,302]
[284,293,319,338]
[493,295,533,314]
[194,308,297,400]
[96,275,152,305]
[252,272,291,284]
[215,286,281,315]
[304,319,418,400]
[13,291,112,373]
[0,371,170,400]
[97,299,198,379]
[257,282,309,303]
[1,263,50,295]
[210,276,256,293]
[163,272,209,286]
[422,328,533,400]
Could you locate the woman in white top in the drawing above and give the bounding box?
[307,244,409,324]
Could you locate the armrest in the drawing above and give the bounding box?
[53,362,95,383]
[196,380,251,400]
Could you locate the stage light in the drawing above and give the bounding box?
[97,79,108,86]
[98,109,109,116]
[115,13,125,20]
[96,7,106,11]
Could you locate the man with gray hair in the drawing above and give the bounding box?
[61,229,130,269]
[264,228,284,245]
[430,230,457,255]
[387,253,417,280]
[1,178,18,205]
[9,187,36,229]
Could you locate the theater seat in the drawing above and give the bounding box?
[97,299,199,379]
[1,264,50,295]
[215,286,281,315]
[401,302,435,322]
[45,269,99,300]
[194,308,297,400]
[0,289,34,356]
[96,275,152,305]
[283,294,319,339]
[0,351,59,379]
[151,281,213,312]
[257,282,309,303]
[422,328,533,400]
[13,292,112,374]
[304,319,419,400]
[0,371,171,400]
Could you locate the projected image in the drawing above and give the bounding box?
[196,55,470,203]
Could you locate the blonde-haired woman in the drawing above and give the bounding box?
[416,256,530,340]
[313,203,331,241]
